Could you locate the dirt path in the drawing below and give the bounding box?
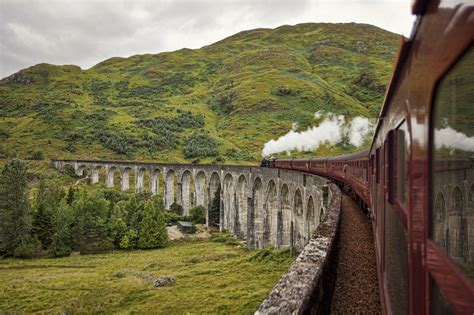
[331,193,381,314]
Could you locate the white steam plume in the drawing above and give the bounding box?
[435,126,474,152]
[349,116,373,147]
[262,112,374,157]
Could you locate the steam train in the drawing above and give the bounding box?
[261,1,473,314]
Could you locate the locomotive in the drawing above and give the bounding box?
[261,1,473,313]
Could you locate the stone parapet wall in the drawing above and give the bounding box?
[256,183,342,314]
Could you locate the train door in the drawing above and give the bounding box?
[370,154,376,217]
[375,145,385,290]
[384,130,409,314]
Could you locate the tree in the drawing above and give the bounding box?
[137,203,168,249]
[109,203,128,248]
[65,186,76,205]
[71,190,112,254]
[32,181,64,249]
[0,159,34,256]
[125,196,143,232]
[48,200,73,257]
[208,186,221,228]
[120,229,138,250]
[32,182,52,249]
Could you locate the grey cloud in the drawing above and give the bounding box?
[0,0,413,78]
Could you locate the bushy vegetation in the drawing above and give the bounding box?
[208,186,221,228]
[184,131,219,158]
[248,248,292,264]
[0,23,398,162]
[224,148,254,161]
[189,205,206,224]
[0,160,168,258]
[0,159,36,257]
[210,232,240,245]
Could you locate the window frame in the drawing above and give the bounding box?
[427,44,474,314]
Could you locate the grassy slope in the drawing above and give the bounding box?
[0,23,399,163]
[0,241,292,314]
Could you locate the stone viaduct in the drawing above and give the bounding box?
[432,162,474,264]
[52,160,331,250]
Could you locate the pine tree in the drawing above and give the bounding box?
[137,203,168,249]
[65,186,76,205]
[109,203,128,248]
[0,159,33,256]
[32,182,52,249]
[71,190,112,254]
[32,181,65,250]
[126,196,143,232]
[48,200,73,257]
[120,229,138,250]
[208,186,221,228]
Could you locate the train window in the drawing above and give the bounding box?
[371,155,375,176]
[396,122,408,205]
[376,148,381,183]
[431,47,473,280]
[386,131,395,204]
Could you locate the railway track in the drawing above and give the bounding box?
[331,193,380,314]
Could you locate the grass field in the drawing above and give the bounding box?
[0,240,293,314]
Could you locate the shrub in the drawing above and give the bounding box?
[224,148,254,161]
[102,190,129,205]
[189,205,206,224]
[162,211,184,225]
[183,132,219,159]
[64,143,76,153]
[13,237,41,258]
[63,164,77,178]
[30,151,45,160]
[272,85,300,96]
[95,130,137,155]
[170,202,184,216]
[208,80,236,116]
[248,248,291,263]
[213,156,225,164]
[210,232,239,246]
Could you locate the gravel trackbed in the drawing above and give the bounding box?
[331,193,381,314]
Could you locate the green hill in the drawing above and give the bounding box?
[0,23,399,164]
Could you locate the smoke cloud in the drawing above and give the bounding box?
[262,112,374,157]
[435,126,474,152]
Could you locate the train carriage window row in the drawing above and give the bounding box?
[431,46,473,277]
[431,46,474,311]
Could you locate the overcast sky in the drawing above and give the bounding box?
[0,0,415,78]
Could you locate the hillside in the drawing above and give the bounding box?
[0,23,399,164]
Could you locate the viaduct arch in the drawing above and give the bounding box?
[53,160,330,250]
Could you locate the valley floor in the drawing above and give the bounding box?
[0,240,292,314]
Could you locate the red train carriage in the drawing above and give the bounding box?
[263,0,474,313]
[326,150,370,207]
[368,0,473,313]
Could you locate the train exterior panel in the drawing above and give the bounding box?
[262,1,473,313]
